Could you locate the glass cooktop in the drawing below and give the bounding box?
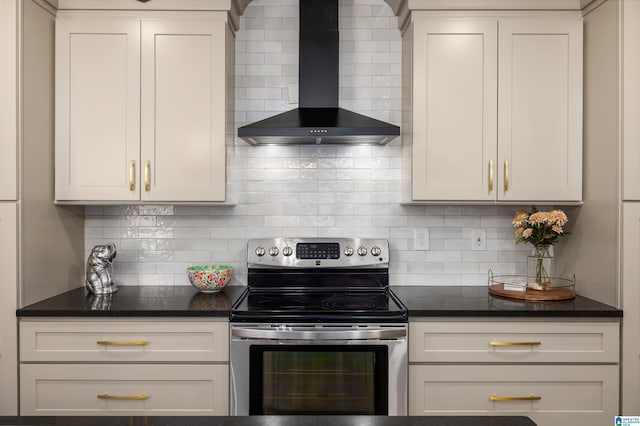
[230,288,408,323]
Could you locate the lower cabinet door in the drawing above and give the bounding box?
[409,364,618,426]
[20,364,229,415]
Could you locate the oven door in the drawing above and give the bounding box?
[230,324,407,415]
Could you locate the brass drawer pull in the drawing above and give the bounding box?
[490,395,541,401]
[129,160,135,191]
[489,340,541,346]
[488,160,494,192]
[97,393,149,401]
[96,340,149,346]
[504,159,509,191]
[144,160,150,192]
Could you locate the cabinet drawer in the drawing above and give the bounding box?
[20,320,229,362]
[409,364,618,426]
[409,320,619,363]
[20,363,228,415]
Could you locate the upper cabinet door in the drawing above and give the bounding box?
[411,19,498,201]
[497,18,583,202]
[622,0,640,200]
[140,17,226,202]
[55,18,141,201]
[0,1,17,201]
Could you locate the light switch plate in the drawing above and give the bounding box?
[471,228,486,251]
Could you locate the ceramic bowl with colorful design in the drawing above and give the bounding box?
[187,264,233,293]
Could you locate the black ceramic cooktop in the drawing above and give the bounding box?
[230,288,408,323]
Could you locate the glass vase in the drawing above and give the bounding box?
[527,245,554,289]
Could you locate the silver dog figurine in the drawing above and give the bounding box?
[85,243,117,295]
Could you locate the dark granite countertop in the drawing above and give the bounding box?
[16,286,244,317]
[0,415,537,426]
[393,286,622,318]
[16,285,621,318]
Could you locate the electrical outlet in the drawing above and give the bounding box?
[471,228,486,251]
[414,228,429,251]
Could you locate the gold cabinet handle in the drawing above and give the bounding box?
[490,395,541,401]
[488,160,494,192]
[96,340,149,346]
[490,340,541,346]
[129,161,135,191]
[504,160,509,192]
[144,160,150,192]
[97,393,149,401]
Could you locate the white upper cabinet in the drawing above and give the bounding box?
[0,3,17,200]
[497,19,583,202]
[55,18,141,201]
[140,18,226,202]
[55,12,230,203]
[407,13,583,203]
[622,0,640,200]
[411,19,497,201]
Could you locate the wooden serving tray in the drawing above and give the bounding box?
[488,283,575,301]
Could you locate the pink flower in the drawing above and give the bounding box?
[512,207,570,246]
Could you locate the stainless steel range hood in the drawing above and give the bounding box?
[237,0,400,145]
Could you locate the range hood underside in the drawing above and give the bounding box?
[238,107,400,145]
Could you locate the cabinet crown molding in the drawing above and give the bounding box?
[385,0,582,31]
[57,0,249,32]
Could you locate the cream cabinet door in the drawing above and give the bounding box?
[497,18,583,202]
[411,18,497,201]
[55,18,141,201]
[409,364,618,426]
[622,1,640,200]
[20,320,229,363]
[140,17,226,202]
[20,364,229,416]
[622,203,640,413]
[0,2,17,201]
[0,203,18,414]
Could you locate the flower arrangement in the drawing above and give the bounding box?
[512,207,570,289]
[512,207,570,247]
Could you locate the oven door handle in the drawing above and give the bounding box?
[231,327,406,340]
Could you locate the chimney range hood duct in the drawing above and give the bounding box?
[237,0,400,145]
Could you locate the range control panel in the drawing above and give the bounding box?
[296,243,340,259]
[247,238,389,268]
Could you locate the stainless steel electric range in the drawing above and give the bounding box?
[230,238,408,416]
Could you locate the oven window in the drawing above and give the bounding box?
[249,345,388,415]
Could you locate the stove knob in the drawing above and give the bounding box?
[357,246,368,256]
[255,246,266,257]
[344,246,354,256]
[371,246,382,257]
[269,246,279,257]
[282,246,293,257]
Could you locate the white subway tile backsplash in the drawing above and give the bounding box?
[407,263,445,274]
[84,227,103,239]
[102,228,138,239]
[84,0,529,288]
[132,227,169,240]
[173,227,211,239]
